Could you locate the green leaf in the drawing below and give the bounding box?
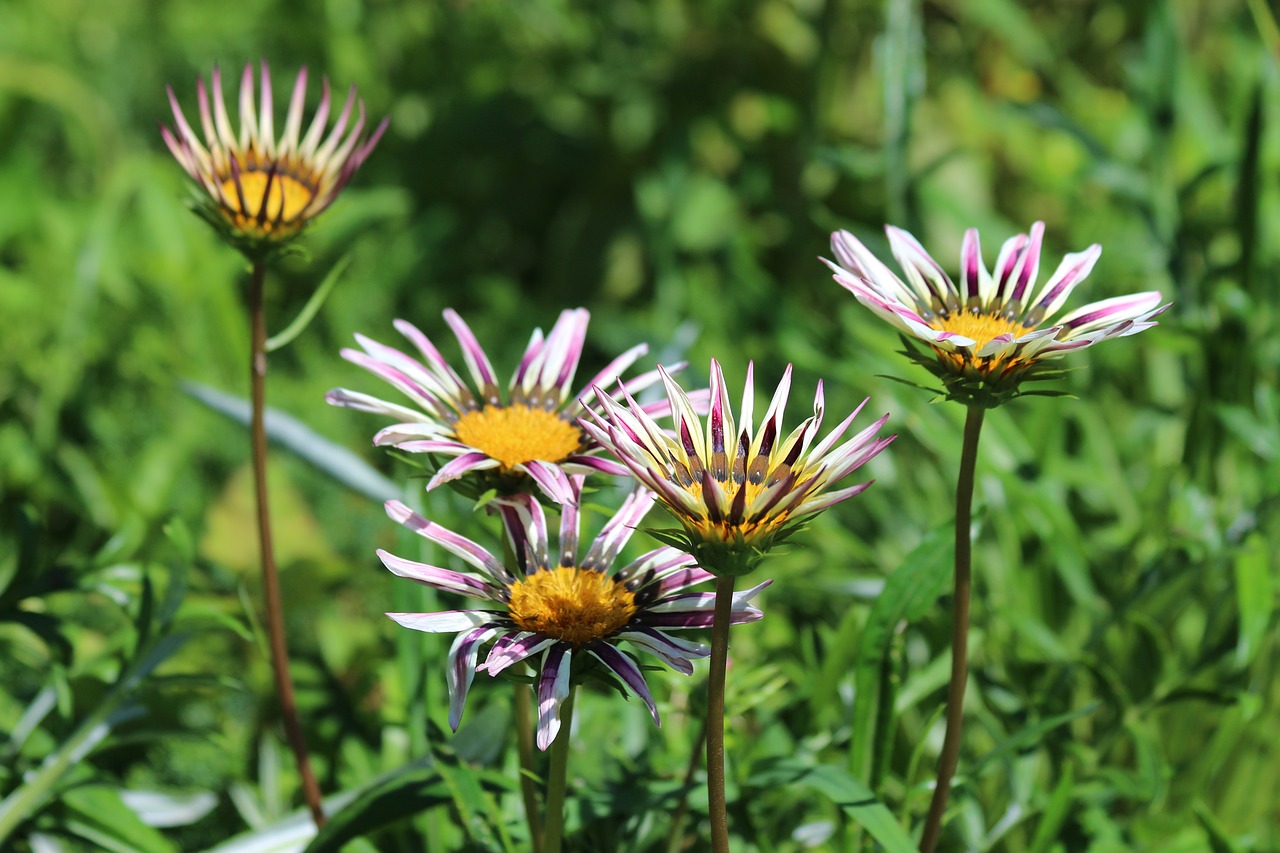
[1233,534,1271,668]
[753,759,916,853]
[62,785,176,853]
[970,702,1099,775]
[1028,763,1075,853]
[182,381,399,502]
[304,760,451,853]
[849,527,951,784]
[265,253,351,352]
[1194,802,1243,853]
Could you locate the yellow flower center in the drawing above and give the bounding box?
[219,169,318,231]
[932,310,1029,350]
[927,310,1039,377]
[507,567,638,646]
[677,463,795,543]
[453,404,583,470]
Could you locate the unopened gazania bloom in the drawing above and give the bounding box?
[381,479,768,748]
[824,222,1168,407]
[328,308,694,506]
[581,360,895,577]
[162,61,387,256]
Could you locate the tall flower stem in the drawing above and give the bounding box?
[248,261,326,827]
[542,687,576,853]
[706,574,737,853]
[919,405,985,853]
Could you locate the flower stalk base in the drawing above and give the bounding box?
[919,406,985,852]
[707,574,736,853]
[249,262,326,827]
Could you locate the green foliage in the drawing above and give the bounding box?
[2,0,1279,850]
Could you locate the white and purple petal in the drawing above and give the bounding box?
[536,645,574,750]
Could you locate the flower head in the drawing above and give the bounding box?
[581,360,894,577]
[328,308,696,506]
[381,479,767,748]
[161,61,387,257]
[824,223,1169,408]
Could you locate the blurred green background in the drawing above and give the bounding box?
[1,0,1278,850]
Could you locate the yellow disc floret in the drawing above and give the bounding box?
[507,567,638,646]
[453,404,584,470]
[219,168,318,232]
[930,310,1033,375]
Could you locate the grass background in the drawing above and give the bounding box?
[1,0,1278,849]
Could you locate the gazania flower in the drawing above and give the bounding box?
[581,360,895,577]
[381,479,768,749]
[161,61,387,256]
[328,307,695,506]
[824,222,1169,407]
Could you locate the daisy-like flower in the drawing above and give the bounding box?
[381,479,768,749]
[824,223,1169,408]
[581,360,895,577]
[328,308,695,506]
[161,61,387,257]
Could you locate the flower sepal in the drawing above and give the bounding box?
[896,335,1085,409]
[644,523,799,578]
[189,194,312,262]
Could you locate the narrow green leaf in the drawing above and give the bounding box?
[1194,802,1243,853]
[182,381,399,502]
[1028,763,1075,853]
[265,253,351,352]
[304,761,450,853]
[754,759,916,853]
[850,527,951,783]
[970,702,1099,775]
[1233,534,1271,668]
[63,785,176,853]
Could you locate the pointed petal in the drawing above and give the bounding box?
[536,645,573,750]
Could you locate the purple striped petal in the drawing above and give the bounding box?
[960,228,987,303]
[446,625,502,731]
[828,230,922,307]
[1007,221,1045,309]
[886,225,957,307]
[536,645,574,750]
[519,459,578,506]
[542,308,589,398]
[377,549,500,599]
[443,309,500,398]
[560,454,631,478]
[481,634,556,677]
[589,644,659,724]
[574,342,648,405]
[495,494,549,574]
[616,627,710,672]
[1056,292,1164,334]
[582,487,656,570]
[385,500,507,576]
[512,327,547,392]
[325,388,432,423]
[386,610,493,633]
[427,452,500,490]
[1029,244,1102,321]
[558,476,585,565]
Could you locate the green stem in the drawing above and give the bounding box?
[542,687,576,853]
[500,532,544,853]
[515,669,545,853]
[919,405,985,853]
[248,261,326,827]
[707,575,736,853]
